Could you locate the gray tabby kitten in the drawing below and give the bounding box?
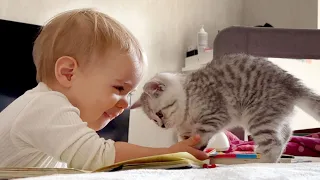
[131,53,320,163]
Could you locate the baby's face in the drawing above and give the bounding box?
[68,50,143,131]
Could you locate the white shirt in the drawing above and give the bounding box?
[0,83,115,171]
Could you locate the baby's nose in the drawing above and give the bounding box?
[117,98,129,109]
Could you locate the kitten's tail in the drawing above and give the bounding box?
[296,90,320,122]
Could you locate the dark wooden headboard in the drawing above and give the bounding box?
[213,26,320,140]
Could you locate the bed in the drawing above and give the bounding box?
[19,26,320,179]
[16,163,320,180]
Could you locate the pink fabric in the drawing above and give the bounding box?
[224,131,320,157]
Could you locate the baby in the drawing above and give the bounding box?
[0,8,207,171]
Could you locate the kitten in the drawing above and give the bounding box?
[130,53,320,163]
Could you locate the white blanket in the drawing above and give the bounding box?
[20,163,320,180]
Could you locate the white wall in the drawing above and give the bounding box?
[267,58,320,130]
[318,0,320,28]
[128,0,244,148]
[0,0,244,147]
[243,0,318,29]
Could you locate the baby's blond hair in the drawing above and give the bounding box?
[33,8,145,83]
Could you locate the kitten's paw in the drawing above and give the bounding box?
[255,146,281,163]
[258,156,279,163]
[253,145,261,154]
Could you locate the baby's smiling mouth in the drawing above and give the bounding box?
[103,112,111,119]
[104,111,121,120]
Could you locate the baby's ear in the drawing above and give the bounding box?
[143,80,165,98]
[130,99,142,109]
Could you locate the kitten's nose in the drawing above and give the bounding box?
[161,124,165,128]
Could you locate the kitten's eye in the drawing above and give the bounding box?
[156,111,163,119]
[114,86,124,92]
[183,135,190,140]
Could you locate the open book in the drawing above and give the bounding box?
[0,152,205,179]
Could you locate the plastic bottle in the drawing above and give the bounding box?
[197,25,208,53]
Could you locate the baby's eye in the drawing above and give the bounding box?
[114,86,124,92]
[156,111,163,119]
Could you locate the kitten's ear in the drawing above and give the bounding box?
[143,80,165,98]
[130,99,142,109]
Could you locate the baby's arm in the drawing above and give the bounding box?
[10,93,207,171]
[114,135,208,163]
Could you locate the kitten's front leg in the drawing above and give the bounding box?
[192,115,230,150]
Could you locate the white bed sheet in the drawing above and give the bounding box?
[19,163,320,180]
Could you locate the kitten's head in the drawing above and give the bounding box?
[131,72,185,129]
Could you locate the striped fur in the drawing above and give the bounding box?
[131,53,320,163]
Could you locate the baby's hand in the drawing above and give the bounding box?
[168,135,209,160]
